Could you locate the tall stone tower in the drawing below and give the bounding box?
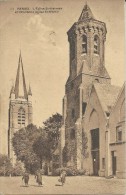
[62,4,111,169]
[8,52,32,164]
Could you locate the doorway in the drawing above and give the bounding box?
[91,128,99,176]
[112,151,116,175]
[92,150,99,175]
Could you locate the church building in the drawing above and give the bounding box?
[61,4,125,178]
[8,52,32,165]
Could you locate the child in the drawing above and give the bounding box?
[60,170,67,186]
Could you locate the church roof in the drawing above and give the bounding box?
[110,82,125,115]
[14,52,28,99]
[94,83,121,115]
[78,4,95,22]
[79,60,110,79]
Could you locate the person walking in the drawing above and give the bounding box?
[60,170,67,186]
[35,170,43,186]
[22,171,29,187]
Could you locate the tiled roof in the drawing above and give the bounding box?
[94,83,121,114]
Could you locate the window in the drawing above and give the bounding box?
[72,109,75,118]
[91,128,99,150]
[70,129,75,140]
[116,126,122,142]
[82,35,87,54]
[102,158,105,169]
[94,35,100,54]
[94,79,99,83]
[18,107,25,125]
[82,102,87,115]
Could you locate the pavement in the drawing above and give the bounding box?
[0,175,126,194]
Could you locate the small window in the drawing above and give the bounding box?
[72,109,75,118]
[94,35,100,54]
[82,35,87,54]
[94,79,99,83]
[116,126,122,142]
[102,158,105,169]
[82,102,87,115]
[70,129,75,140]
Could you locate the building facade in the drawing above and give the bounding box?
[61,4,125,178]
[8,52,32,165]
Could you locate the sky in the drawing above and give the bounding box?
[0,0,125,154]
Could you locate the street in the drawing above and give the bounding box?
[0,175,125,194]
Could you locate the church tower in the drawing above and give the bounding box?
[62,4,111,169]
[8,52,32,164]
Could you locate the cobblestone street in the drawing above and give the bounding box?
[0,175,125,194]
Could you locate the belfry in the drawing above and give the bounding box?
[8,52,32,164]
[61,4,125,178]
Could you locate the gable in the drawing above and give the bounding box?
[110,83,125,122]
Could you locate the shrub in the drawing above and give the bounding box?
[11,161,24,176]
[0,154,13,176]
[53,167,78,176]
[77,169,86,175]
[53,167,87,176]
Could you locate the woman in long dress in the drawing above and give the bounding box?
[35,171,42,186]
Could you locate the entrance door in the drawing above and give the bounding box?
[112,151,116,175]
[91,128,99,176]
[92,150,99,176]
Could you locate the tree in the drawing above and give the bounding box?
[43,113,62,151]
[12,161,24,176]
[0,154,13,176]
[32,113,63,171]
[33,134,51,169]
[12,124,41,173]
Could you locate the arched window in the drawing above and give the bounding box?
[82,35,87,54]
[18,107,25,125]
[94,35,100,54]
[82,102,87,115]
[94,79,99,83]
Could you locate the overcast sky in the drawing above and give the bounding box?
[0,0,125,154]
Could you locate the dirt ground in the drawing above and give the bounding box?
[0,175,125,194]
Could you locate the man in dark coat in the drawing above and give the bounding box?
[22,172,29,186]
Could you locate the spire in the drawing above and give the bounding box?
[28,84,32,96]
[78,3,95,21]
[14,51,27,99]
[10,85,15,94]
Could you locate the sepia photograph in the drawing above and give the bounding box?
[0,0,125,194]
